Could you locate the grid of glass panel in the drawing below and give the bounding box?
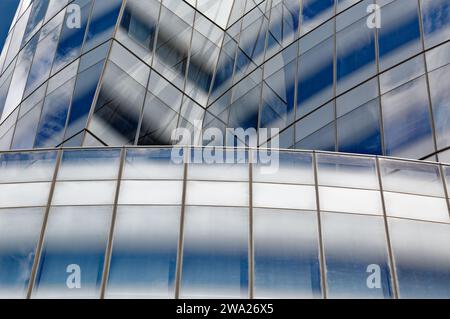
[0,0,450,163]
[0,146,449,299]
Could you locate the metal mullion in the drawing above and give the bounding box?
[174,148,189,299]
[26,148,63,299]
[312,151,327,299]
[99,146,126,299]
[375,156,399,299]
[248,147,254,299]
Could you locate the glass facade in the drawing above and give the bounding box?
[0,0,450,300]
[0,0,449,162]
[0,147,447,298]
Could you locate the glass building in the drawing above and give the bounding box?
[0,0,449,299]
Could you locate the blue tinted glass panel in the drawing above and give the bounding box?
[378,0,421,70]
[421,0,450,48]
[301,0,335,34]
[389,218,450,299]
[64,60,104,141]
[0,208,45,299]
[323,213,393,299]
[337,99,382,155]
[254,209,321,298]
[180,206,248,298]
[297,36,334,118]
[34,77,76,148]
[381,75,434,159]
[106,206,180,299]
[336,17,376,94]
[429,64,450,150]
[83,0,122,52]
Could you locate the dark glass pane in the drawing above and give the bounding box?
[64,60,105,141]
[34,77,76,148]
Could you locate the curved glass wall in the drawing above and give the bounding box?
[0,0,449,163]
[0,146,449,299]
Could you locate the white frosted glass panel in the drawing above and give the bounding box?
[319,187,383,215]
[0,208,45,299]
[380,159,444,197]
[52,181,117,206]
[32,206,112,299]
[186,181,248,207]
[123,149,184,180]
[58,149,121,180]
[119,181,183,205]
[196,0,233,29]
[253,183,316,210]
[0,182,50,208]
[254,152,314,185]
[0,151,57,183]
[384,192,449,222]
[106,206,180,299]
[322,213,393,299]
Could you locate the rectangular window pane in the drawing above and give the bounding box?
[254,151,314,185]
[317,153,379,189]
[123,148,184,180]
[0,182,51,208]
[336,15,376,94]
[381,76,434,159]
[319,187,383,216]
[429,64,450,150]
[188,149,248,182]
[51,181,117,206]
[0,151,57,183]
[58,149,121,181]
[0,208,44,299]
[379,159,444,197]
[389,218,450,298]
[378,0,421,70]
[83,0,122,52]
[33,206,112,298]
[180,206,248,299]
[253,183,316,210]
[421,0,450,48]
[254,209,321,298]
[384,192,449,223]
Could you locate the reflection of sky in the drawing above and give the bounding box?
[0,0,19,50]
